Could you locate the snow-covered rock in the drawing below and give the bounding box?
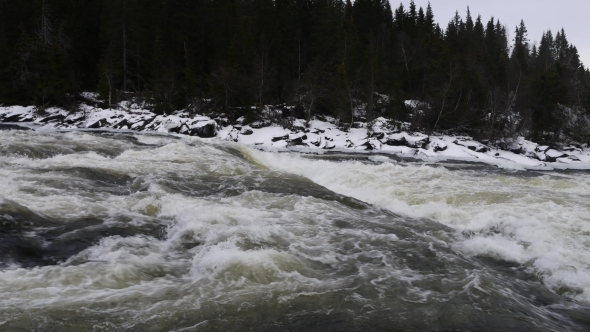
[240,126,253,135]
[429,139,448,152]
[545,149,569,162]
[404,133,429,149]
[3,104,590,170]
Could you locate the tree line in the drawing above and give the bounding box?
[1,0,590,143]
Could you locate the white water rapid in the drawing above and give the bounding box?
[0,129,588,331]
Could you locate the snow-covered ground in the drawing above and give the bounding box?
[2,104,590,171]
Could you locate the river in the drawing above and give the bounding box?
[0,129,589,331]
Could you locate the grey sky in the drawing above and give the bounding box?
[391,0,590,67]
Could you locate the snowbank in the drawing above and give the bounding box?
[2,105,590,171]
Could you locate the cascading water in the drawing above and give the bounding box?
[0,129,589,331]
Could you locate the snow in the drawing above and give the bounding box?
[2,104,590,171]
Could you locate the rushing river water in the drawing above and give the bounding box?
[0,129,589,331]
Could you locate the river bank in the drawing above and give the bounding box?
[2,103,590,171]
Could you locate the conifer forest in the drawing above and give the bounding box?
[2,0,590,143]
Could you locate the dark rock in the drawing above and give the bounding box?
[144,120,161,131]
[454,139,488,153]
[405,136,430,149]
[272,134,289,142]
[288,137,303,146]
[130,120,149,131]
[476,146,489,153]
[360,138,381,151]
[88,119,107,129]
[361,141,375,150]
[370,131,385,140]
[544,149,569,162]
[287,134,308,146]
[132,117,156,131]
[2,114,25,122]
[240,126,253,135]
[167,125,182,134]
[431,141,448,152]
[189,121,217,138]
[385,134,407,146]
[0,124,33,131]
[113,119,129,129]
[39,114,65,123]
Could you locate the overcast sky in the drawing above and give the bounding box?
[392,0,590,67]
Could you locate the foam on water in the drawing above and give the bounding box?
[249,148,590,302]
[0,130,589,330]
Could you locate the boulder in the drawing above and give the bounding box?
[454,139,487,153]
[369,130,385,140]
[240,126,253,135]
[167,124,182,133]
[360,138,382,151]
[250,120,272,129]
[87,118,107,129]
[431,141,448,152]
[2,114,26,122]
[534,152,547,161]
[130,120,149,131]
[113,119,129,129]
[271,134,289,142]
[384,133,407,146]
[287,134,306,146]
[405,135,429,149]
[0,124,33,131]
[39,114,65,123]
[189,120,217,138]
[545,149,568,162]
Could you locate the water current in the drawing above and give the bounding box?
[0,129,589,331]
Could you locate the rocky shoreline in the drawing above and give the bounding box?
[2,104,590,171]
